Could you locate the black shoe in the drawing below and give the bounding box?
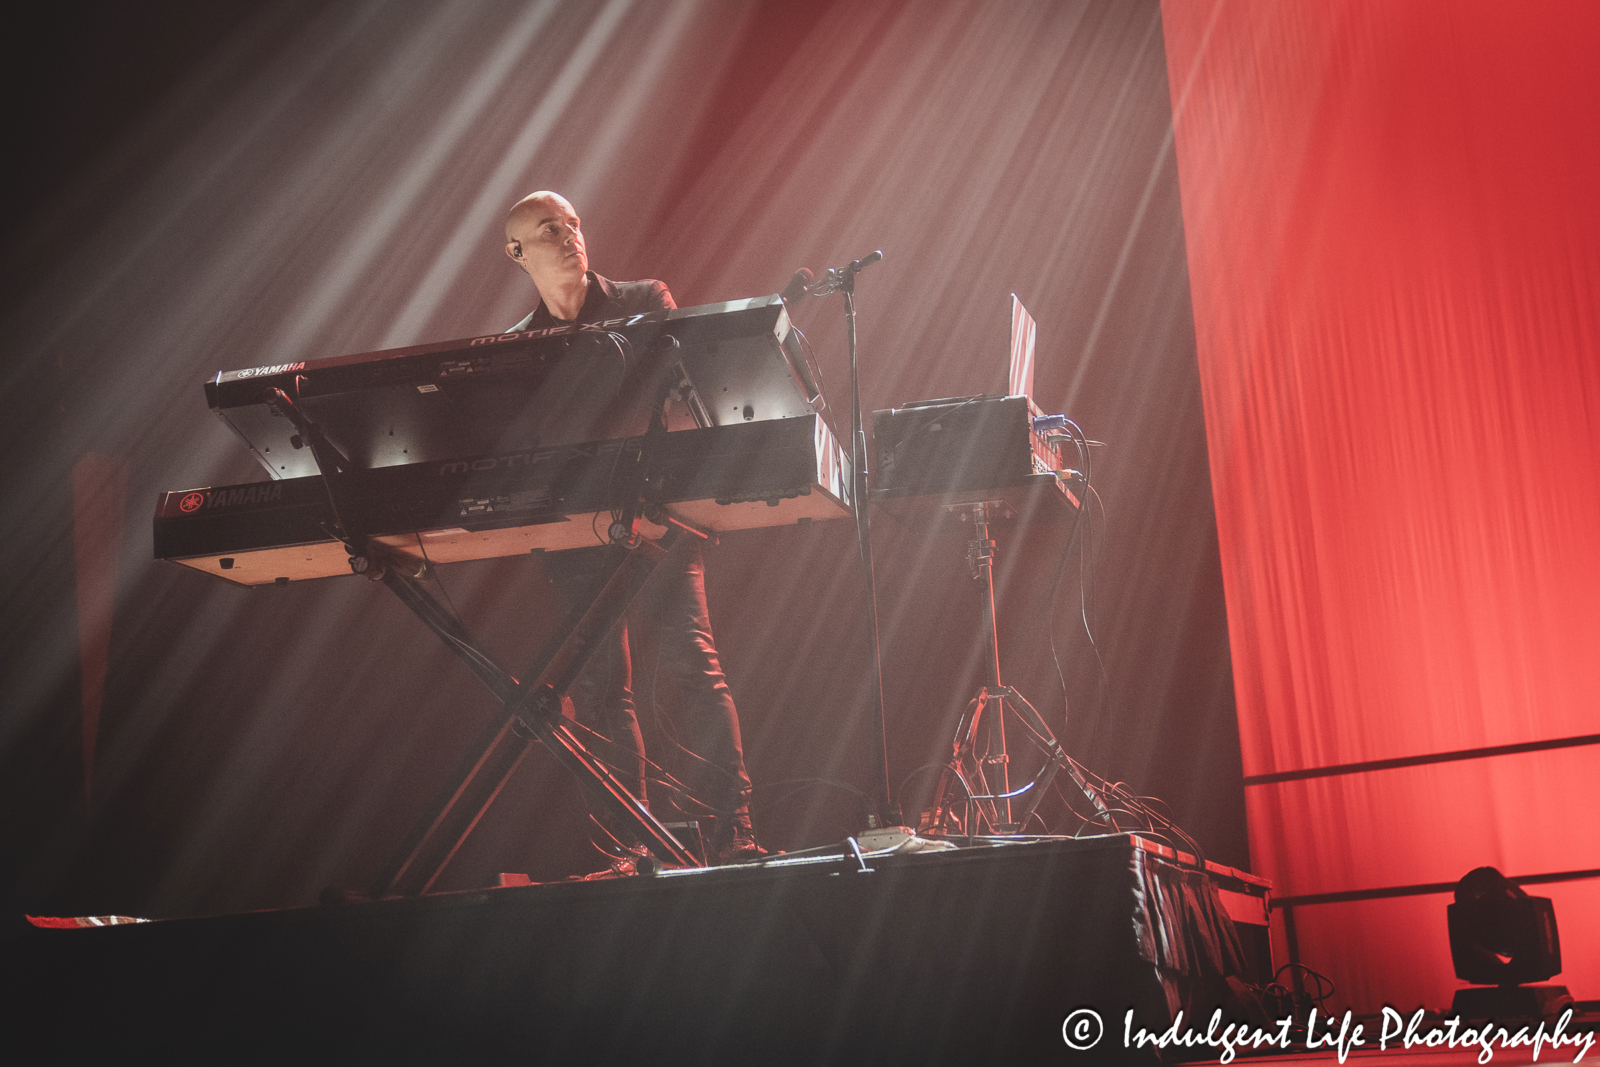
[573,835,650,880]
[570,854,645,880]
[714,822,771,865]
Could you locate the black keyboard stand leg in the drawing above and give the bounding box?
[271,387,697,888]
[373,543,698,897]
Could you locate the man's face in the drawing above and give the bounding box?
[506,195,587,288]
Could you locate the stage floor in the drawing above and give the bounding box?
[8,832,1269,1065]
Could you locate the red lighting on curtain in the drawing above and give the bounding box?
[1165,0,1600,1012]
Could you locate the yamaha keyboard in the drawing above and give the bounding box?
[162,298,849,870]
[207,295,817,482]
[156,415,849,586]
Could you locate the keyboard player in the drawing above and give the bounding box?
[503,191,763,866]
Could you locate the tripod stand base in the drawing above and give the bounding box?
[924,683,1108,837]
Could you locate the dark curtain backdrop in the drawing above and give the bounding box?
[1165,0,1600,1014]
[1,0,1239,923]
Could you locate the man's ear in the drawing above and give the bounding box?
[506,241,523,260]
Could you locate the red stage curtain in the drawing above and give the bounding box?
[1164,0,1600,1013]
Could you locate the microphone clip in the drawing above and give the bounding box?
[803,250,884,298]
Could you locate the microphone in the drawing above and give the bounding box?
[805,250,884,296]
[781,267,815,303]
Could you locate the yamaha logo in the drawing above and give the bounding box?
[233,362,306,379]
[179,492,206,512]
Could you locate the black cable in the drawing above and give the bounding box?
[410,532,463,621]
[560,714,701,803]
[602,436,638,538]
[1054,422,1106,712]
[385,572,513,699]
[894,761,955,805]
[1049,778,1106,832]
[882,393,992,464]
[558,643,769,827]
[602,330,630,376]
[788,324,830,417]
[1059,754,1209,867]
[587,813,633,858]
[1271,963,1336,1009]
[643,646,747,792]
[1076,483,1111,723]
[1036,418,1096,833]
[1045,501,1088,732]
[756,776,873,817]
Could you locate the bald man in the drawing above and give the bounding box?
[505,191,671,327]
[504,192,760,866]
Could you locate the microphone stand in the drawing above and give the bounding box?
[809,252,901,829]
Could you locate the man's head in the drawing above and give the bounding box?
[505,191,587,292]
